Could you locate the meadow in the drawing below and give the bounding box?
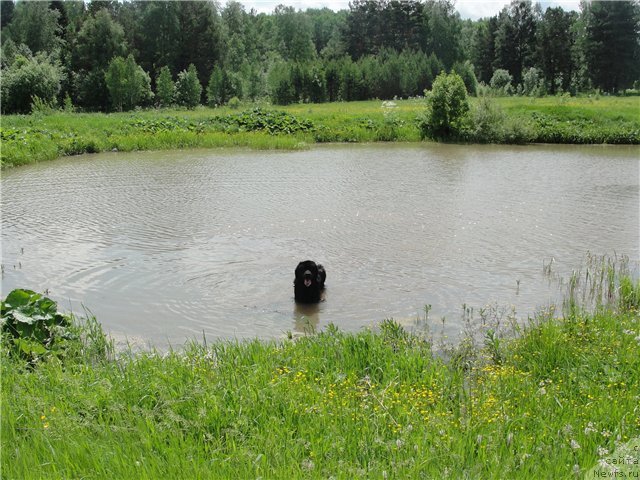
[2,256,640,478]
[1,95,639,168]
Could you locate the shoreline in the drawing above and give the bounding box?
[3,281,639,477]
[2,97,639,168]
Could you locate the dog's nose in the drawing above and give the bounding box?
[304,270,312,277]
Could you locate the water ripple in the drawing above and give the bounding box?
[2,145,638,347]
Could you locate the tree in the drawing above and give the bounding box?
[344,0,385,59]
[136,1,180,77]
[135,1,223,92]
[71,8,127,110]
[306,8,347,57]
[1,0,15,29]
[105,55,153,111]
[221,1,250,70]
[268,64,295,105]
[207,66,242,106]
[174,1,224,89]
[155,66,175,107]
[471,17,497,84]
[452,60,478,95]
[344,0,429,59]
[420,71,469,139]
[1,53,64,114]
[425,0,463,70]
[537,7,576,94]
[175,64,202,108]
[5,1,63,54]
[273,5,316,62]
[581,0,640,93]
[494,0,538,85]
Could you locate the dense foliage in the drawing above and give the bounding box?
[1,0,638,113]
[419,72,469,139]
[1,289,75,363]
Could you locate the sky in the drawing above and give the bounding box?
[239,0,583,19]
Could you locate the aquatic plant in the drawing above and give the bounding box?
[1,288,73,362]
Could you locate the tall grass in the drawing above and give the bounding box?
[3,256,639,478]
[2,96,638,168]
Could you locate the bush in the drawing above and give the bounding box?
[419,72,470,140]
[490,69,513,95]
[155,66,175,107]
[175,64,202,109]
[228,96,241,109]
[1,289,74,363]
[521,67,544,97]
[105,55,153,111]
[468,95,506,143]
[0,53,63,114]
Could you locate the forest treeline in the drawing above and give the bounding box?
[1,0,639,113]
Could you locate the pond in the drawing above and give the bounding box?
[2,144,638,348]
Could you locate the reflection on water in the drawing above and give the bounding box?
[1,144,638,348]
[293,301,322,336]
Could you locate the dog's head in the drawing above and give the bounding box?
[294,260,326,303]
[295,260,320,288]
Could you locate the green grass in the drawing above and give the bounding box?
[3,265,640,478]
[2,96,638,168]
[496,96,640,144]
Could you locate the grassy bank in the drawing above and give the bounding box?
[3,261,640,478]
[1,96,638,168]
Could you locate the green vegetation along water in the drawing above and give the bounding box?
[1,96,639,168]
[2,257,639,478]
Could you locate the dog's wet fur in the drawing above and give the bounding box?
[294,260,326,303]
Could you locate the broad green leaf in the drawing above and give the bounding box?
[3,289,39,309]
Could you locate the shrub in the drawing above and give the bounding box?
[468,95,506,143]
[30,95,57,115]
[175,64,202,109]
[105,54,153,111]
[1,289,74,363]
[419,72,470,140]
[228,96,241,109]
[155,66,175,107]
[0,53,63,114]
[521,67,544,97]
[490,69,514,95]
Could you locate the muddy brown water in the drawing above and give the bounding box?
[2,144,638,348]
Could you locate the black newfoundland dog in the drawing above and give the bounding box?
[294,260,326,303]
